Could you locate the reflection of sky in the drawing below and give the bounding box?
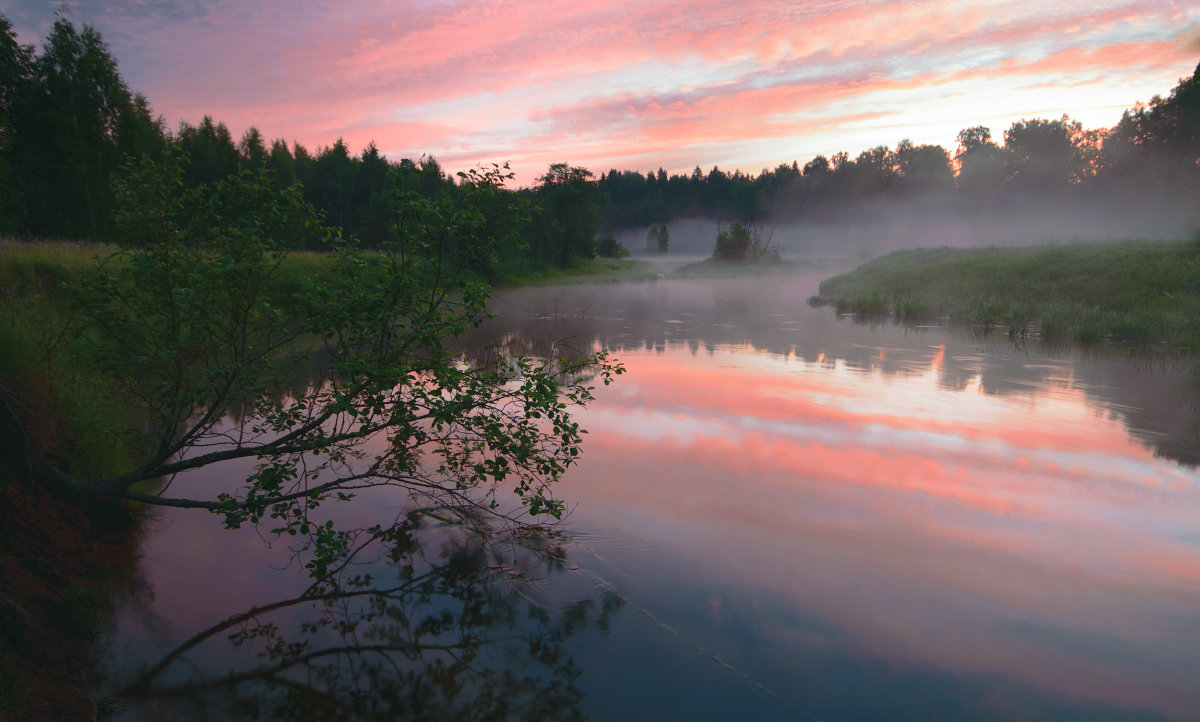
[558,342,1200,719]
[110,276,1200,720]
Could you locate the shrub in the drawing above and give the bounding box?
[712,221,779,263]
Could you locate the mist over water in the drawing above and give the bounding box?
[615,187,1200,260]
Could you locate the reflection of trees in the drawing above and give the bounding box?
[466,278,1200,467]
[107,511,621,721]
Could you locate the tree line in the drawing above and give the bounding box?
[597,63,1200,230]
[3,12,1198,263]
[0,14,606,280]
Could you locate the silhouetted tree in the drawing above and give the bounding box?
[177,116,239,188]
[955,126,1004,193]
[0,15,34,232]
[893,139,953,193]
[237,126,268,170]
[11,14,158,238]
[310,138,356,231]
[116,92,166,161]
[534,163,599,267]
[1002,116,1083,190]
[596,233,626,258]
[264,138,296,191]
[849,145,894,196]
[352,141,392,246]
[1102,62,1200,187]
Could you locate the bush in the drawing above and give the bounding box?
[712,221,779,263]
[595,234,627,258]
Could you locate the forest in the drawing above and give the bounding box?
[0,14,605,283]
[3,14,1199,264]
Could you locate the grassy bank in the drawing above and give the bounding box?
[494,257,652,286]
[812,241,1200,350]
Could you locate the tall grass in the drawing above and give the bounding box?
[0,240,138,484]
[0,239,114,291]
[812,241,1200,351]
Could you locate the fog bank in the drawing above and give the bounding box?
[614,188,1200,261]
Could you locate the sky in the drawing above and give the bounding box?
[7,0,1200,186]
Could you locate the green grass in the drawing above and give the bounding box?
[494,257,653,286]
[812,241,1200,351]
[0,240,141,485]
[0,239,113,292]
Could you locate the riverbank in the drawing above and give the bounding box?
[812,240,1200,351]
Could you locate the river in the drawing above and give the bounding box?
[105,265,1200,721]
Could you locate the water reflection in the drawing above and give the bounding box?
[105,507,620,721]
[106,271,1200,721]
[464,274,1200,467]
[470,273,1200,720]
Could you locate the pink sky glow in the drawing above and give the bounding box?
[9,0,1199,185]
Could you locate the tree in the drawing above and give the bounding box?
[955,125,1004,192]
[848,145,894,196]
[310,137,356,231]
[265,138,297,191]
[1002,116,1084,190]
[645,223,669,254]
[0,12,169,237]
[892,139,953,193]
[0,15,34,232]
[38,157,623,564]
[9,13,152,238]
[1102,62,1200,185]
[115,91,166,161]
[534,163,600,268]
[803,155,831,178]
[238,126,268,170]
[595,233,627,258]
[352,141,393,246]
[177,115,239,188]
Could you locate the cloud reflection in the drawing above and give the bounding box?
[561,343,1200,717]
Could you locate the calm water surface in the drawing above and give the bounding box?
[108,270,1200,721]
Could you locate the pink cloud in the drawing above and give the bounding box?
[13,0,1193,182]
